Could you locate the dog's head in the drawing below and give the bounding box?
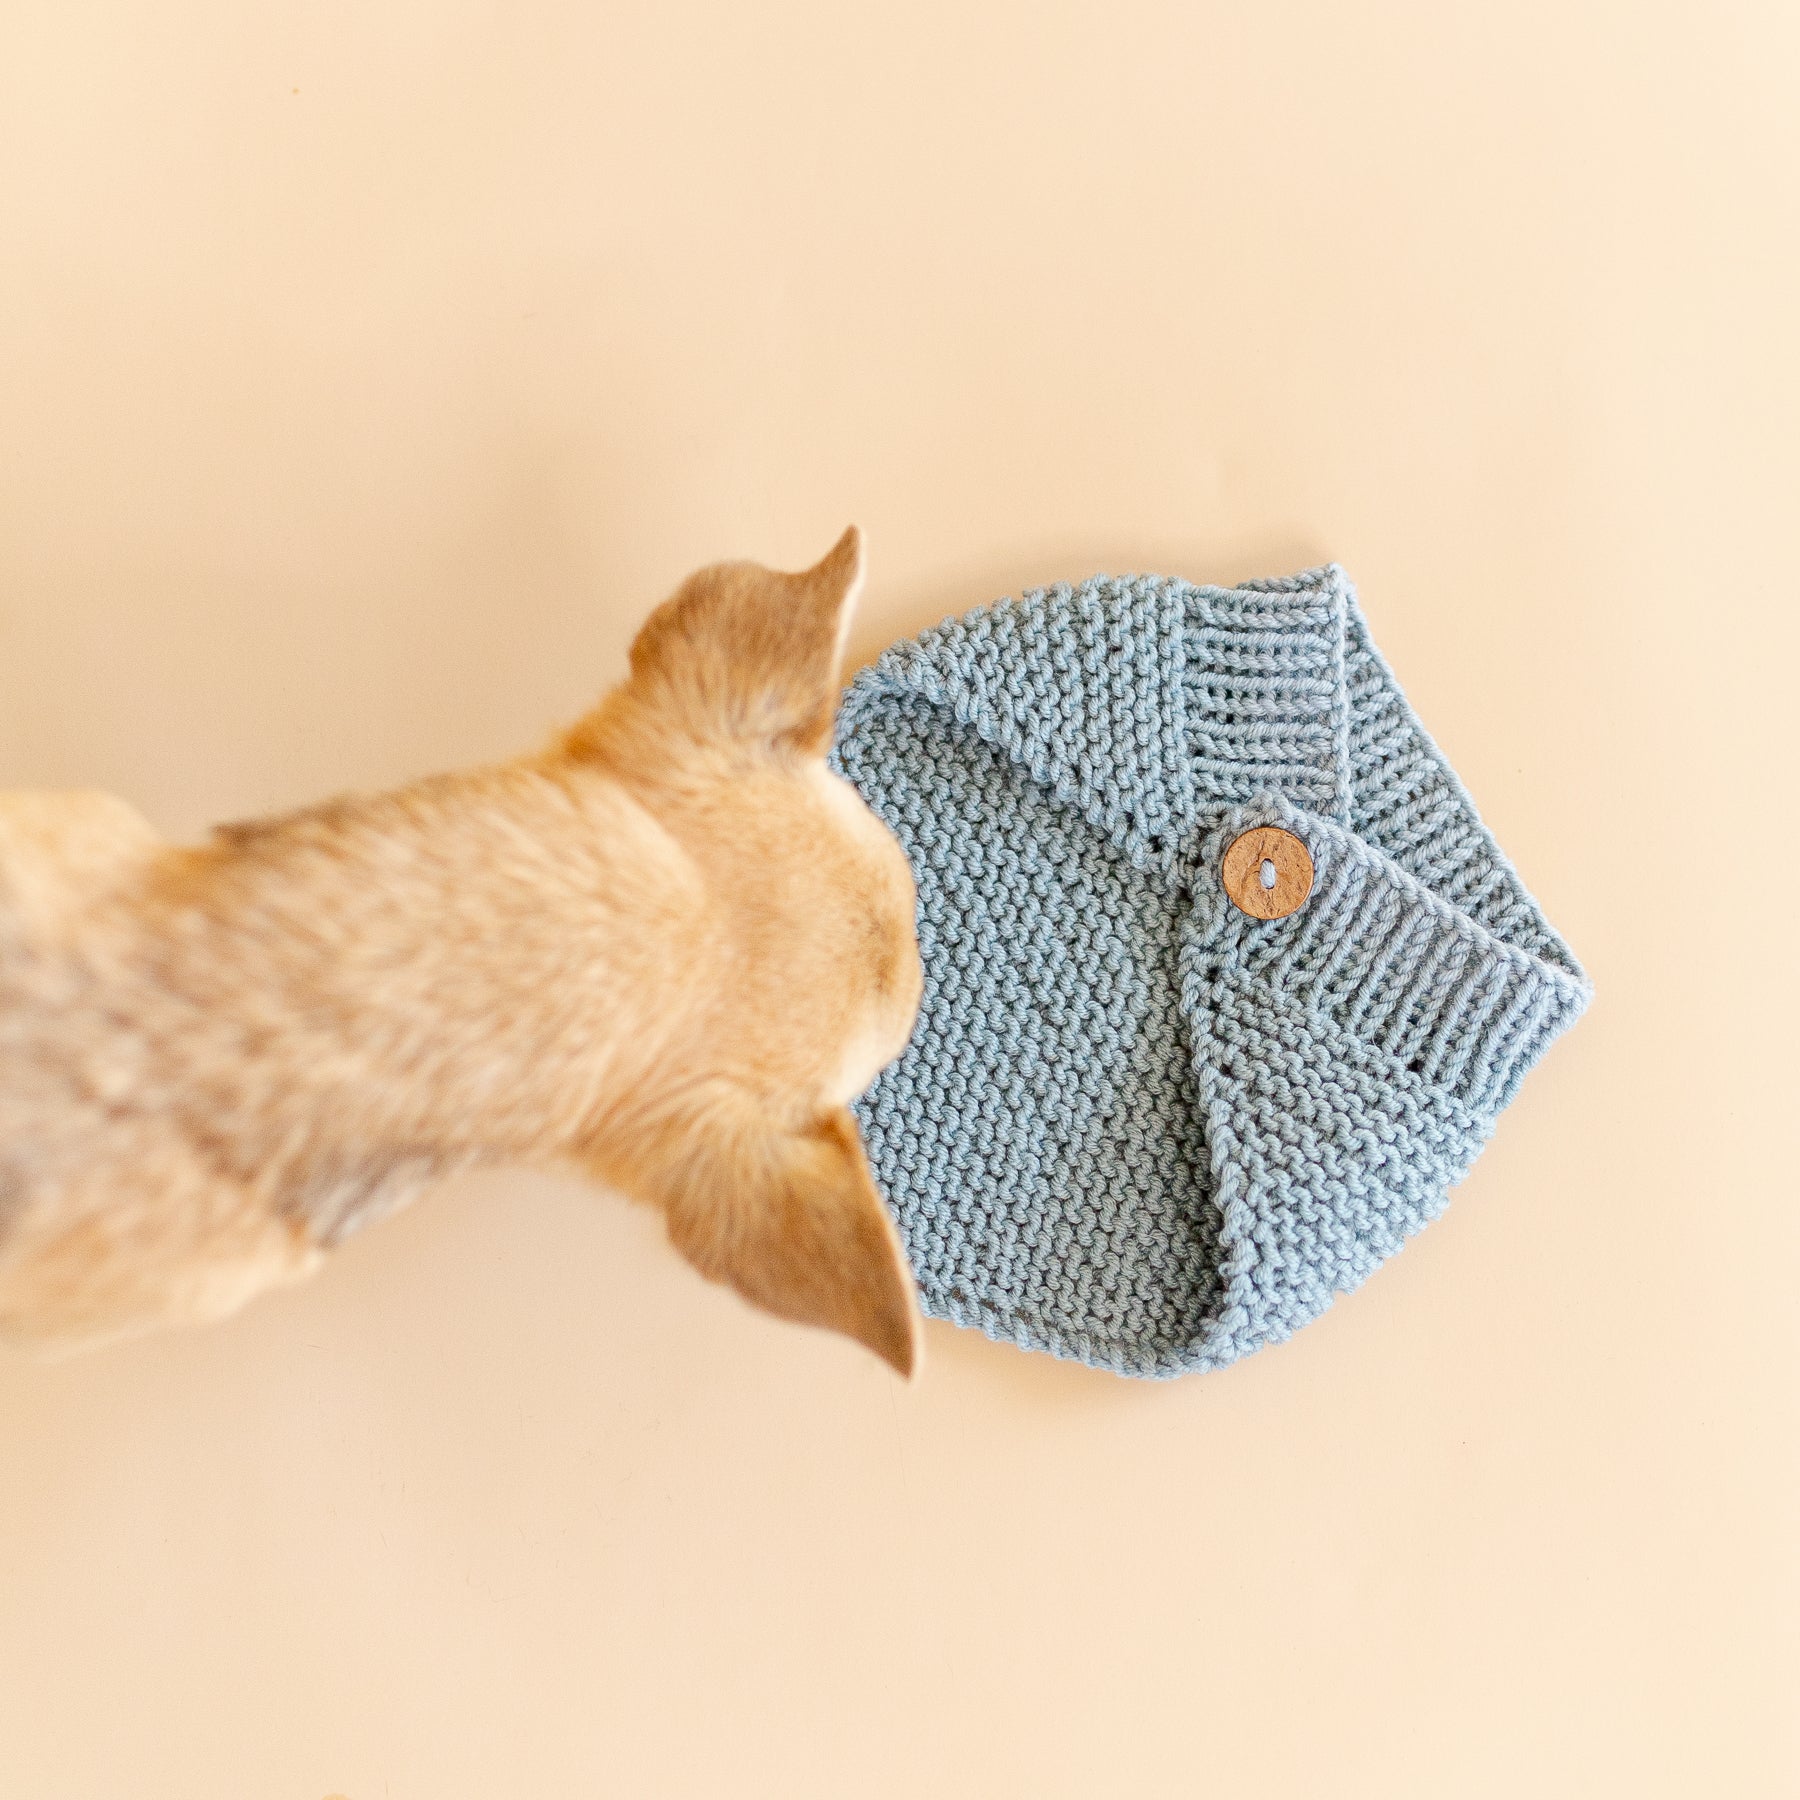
[573,529,925,1376]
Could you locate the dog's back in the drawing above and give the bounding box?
[0,788,164,1182]
[0,788,160,949]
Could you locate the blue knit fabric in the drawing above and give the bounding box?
[831,565,1589,1378]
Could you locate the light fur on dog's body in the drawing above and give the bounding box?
[0,529,925,1372]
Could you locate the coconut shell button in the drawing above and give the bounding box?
[1222,825,1314,921]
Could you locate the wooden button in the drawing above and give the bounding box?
[1221,826,1314,920]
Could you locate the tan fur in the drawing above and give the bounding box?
[0,528,925,1373]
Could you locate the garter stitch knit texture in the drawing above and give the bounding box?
[831,565,1589,1378]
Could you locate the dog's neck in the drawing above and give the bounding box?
[124,752,719,1194]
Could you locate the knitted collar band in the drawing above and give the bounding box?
[832,566,1589,1378]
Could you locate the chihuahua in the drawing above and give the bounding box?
[0,528,924,1373]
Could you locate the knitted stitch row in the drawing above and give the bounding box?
[831,566,1589,1378]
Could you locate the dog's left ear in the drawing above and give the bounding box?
[624,526,864,755]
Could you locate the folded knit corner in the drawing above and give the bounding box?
[831,565,1590,1378]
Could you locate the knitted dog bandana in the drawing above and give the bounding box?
[831,566,1589,1378]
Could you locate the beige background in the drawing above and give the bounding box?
[1,3,1795,1796]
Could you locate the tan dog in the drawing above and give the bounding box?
[0,528,925,1373]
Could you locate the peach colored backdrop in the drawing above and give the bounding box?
[1,4,1794,1796]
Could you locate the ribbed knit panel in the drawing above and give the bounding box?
[1182,572,1349,821]
[1185,796,1590,1118]
[1342,606,1569,961]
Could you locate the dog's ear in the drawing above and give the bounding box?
[624,526,864,755]
[620,1093,919,1376]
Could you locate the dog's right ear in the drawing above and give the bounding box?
[619,526,864,756]
[611,1087,920,1377]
